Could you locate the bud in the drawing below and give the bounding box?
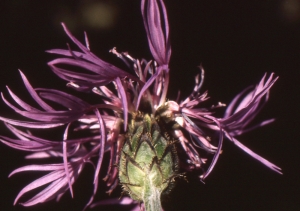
[119,112,178,211]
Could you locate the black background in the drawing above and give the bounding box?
[0,0,299,210]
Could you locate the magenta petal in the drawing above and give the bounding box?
[228,136,282,174]
[219,73,281,174]
[221,73,278,135]
[19,70,54,111]
[0,117,63,128]
[83,108,106,209]
[63,124,74,198]
[11,161,84,206]
[115,77,128,131]
[1,75,91,126]
[47,23,140,89]
[136,67,163,110]
[6,87,40,112]
[9,164,65,177]
[201,117,223,180]
[36,88,90,110]
[20,177,66,206]
[141,0,171,66]
[13,170,65,204]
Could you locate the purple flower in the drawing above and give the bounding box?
[0,0,281,210]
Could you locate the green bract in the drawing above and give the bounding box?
[119,112,178,211]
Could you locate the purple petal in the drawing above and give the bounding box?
[201,116,223,180]
[0,116,63,128]
[20,177,67,206]
[48,64,113,87]
[136,67,162,110]
[63,124,74,198]
[6,87,40,112]
[141,0,171,66]
[115,77,128,131]
[15,171,65,204]
[222,73,278,129]
[36,88,90,110]
[2,86,87,124]
[219,73,282,174]
[19,70,54,111]
[84,109,106,209]
[9,164,65,177]
[227,135,282,174]
[47,23,140,88]
[49,58,120,78]
[224,86,253,118]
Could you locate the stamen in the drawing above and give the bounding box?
[67,82,80,89]
[84,31,90,51]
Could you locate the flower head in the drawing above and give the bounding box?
[0,0,281,210]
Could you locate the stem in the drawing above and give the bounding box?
[142,176,163,211]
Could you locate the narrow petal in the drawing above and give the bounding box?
[47,23,141,89]
[201,117,223,180]
[36,88,90,110]
[1,81,90,126]
[19,70,54,111]
[6,87,40,112]
[115,77,128,130]
[9,164,65,177]
[136,67,162,110]
[141,0,171,66]
[20,177,67,206]
[63,124,74,198]
[0,116,63,128]
[228,135,282,174]
[84,109,106,209]
[13,170,65,204]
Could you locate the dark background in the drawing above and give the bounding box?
[0,0,299,210]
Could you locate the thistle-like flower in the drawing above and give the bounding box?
[0,0,281,211]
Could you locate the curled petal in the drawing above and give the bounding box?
[83,109,106,210]
[18,70,54,111]
[47,23,140,89]
[36,88,90,110]
[10,162,84,206]
[1,72,91,126]
[136,66,163,110]
[219,73,282,174]
[221,73,278,135]
[200,116,223,180]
